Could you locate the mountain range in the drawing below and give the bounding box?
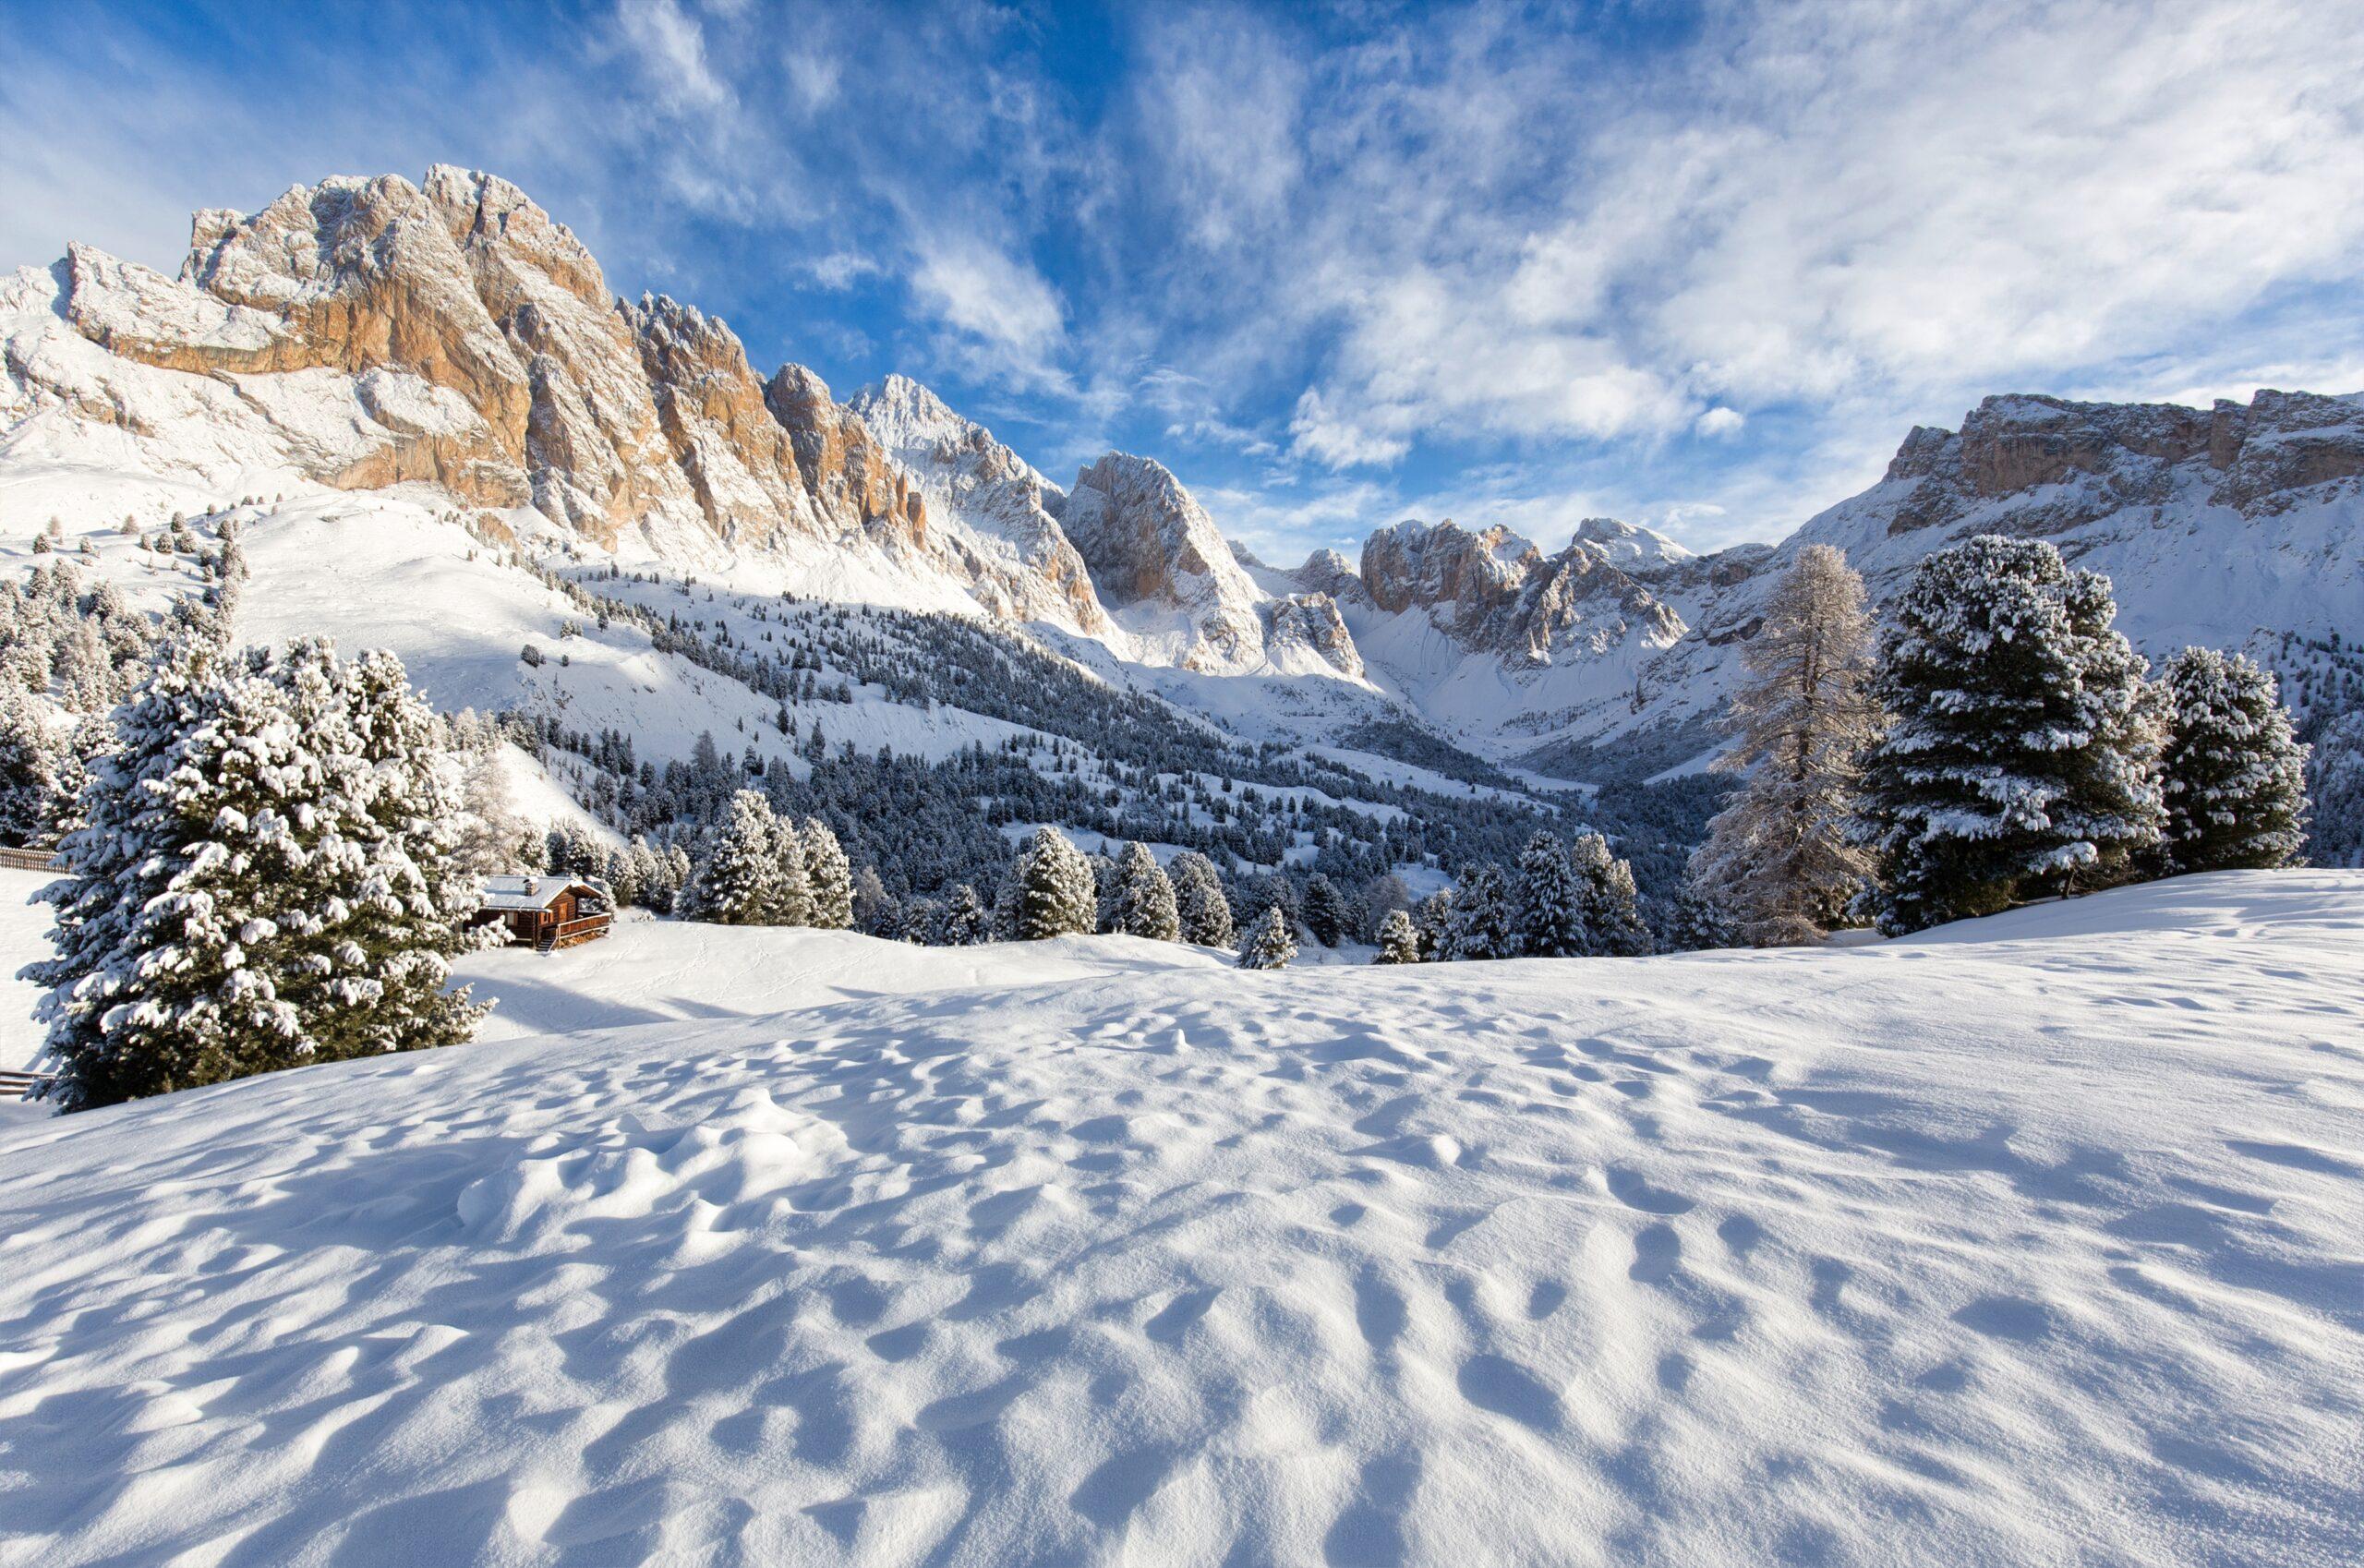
[6,166,2361,822]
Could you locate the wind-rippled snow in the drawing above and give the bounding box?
[0,873,2358,1565]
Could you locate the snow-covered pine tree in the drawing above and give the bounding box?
[1012,826,1095,939]
[547,820,603,879]
[1514,832,1586,956]
[1689,544,1884,946]
[1109,841,1181,940]
[297,645,488,1062]
[769,815,814,925]
[31,638,485,1110]
[800,818,856,928]
[1852,536,2165,934]
[1372,908,1422,964]
[1301,874,1349,947]
[1236,904,1297,970]
[2158,646,2310,872]
[1570,832,1653,955]
[851,867,899,935]
[691,790,785,925]
[942,883,992,946]
[1168,850,1234,947]
[0,686,61,846]
[1658,878,1741,952]
[1442,862,1519,960]
[1413,888,1453,959]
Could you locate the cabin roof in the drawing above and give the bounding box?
[479,874,606,911]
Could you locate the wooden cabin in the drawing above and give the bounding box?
[474,874,614,951]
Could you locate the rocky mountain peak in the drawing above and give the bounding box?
[1056,452,1269,671]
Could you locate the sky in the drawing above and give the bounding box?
[5,0,2363,563]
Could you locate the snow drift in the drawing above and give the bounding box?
[0,871,2358,1564]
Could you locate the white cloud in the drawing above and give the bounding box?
[614,0,729,110]
[910,239,1067,370]
[1695,407,1745,438]
[801,252,879,291]
[1288,389,1410,469]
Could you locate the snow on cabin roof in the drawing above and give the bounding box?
[479,874,603,911]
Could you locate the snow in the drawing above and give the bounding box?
[0,870,2358,1564]
[0,867,53,1069]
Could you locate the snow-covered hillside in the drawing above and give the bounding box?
[0,871,2357,1564]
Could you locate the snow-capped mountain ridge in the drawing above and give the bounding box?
[6,165,2362,796]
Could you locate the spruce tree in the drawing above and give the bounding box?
[1300,874,1349,947]
[1168,850,1234,946]
[1442,862,1519,960]
[1109,841,1181,940]
[1853,536,2165,934]
[1690,544,1884,945]
[1013,826,1095,939]
[1372,908,1422,964]
[801,818,856,928]
[1571,833,1653,955]
[2158,647,2310,872]
[1514,833,1586,956]
[1236,904,1297,970]
[692,790,785,924]
[1659,879,1741,952]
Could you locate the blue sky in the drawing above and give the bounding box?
[5,0,2362,562]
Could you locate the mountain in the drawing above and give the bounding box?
[5,165,2360,866]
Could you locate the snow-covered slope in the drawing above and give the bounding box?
[1,871,2358,1564]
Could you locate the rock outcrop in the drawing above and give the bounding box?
[1055,453,1269,671]
[1357,518,1681,669]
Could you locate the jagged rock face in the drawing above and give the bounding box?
[41,166,946,559]
[1265,592,1364,679]
[1876,390,2364,537]
[764,365,927,554]
[849,374,1111,633]
[1357,518,1683,671]
[1057,453,1267,670]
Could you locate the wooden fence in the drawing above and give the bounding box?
[0,847,57,874]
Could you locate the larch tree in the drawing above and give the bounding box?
[1688,544,1885,946]
[2157,647,2310,872]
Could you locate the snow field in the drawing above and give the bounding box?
[0,873,2357,1564]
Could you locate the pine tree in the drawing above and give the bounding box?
[942,883,992,945]
[1658,879,1741,952]
[1514,833,1586,956]
[2158,647,2310,872]
[298,645,488,1061]
[1012,826,1095,939]
[801,818,855,928]
[1236,904,1297,970]
[770,816,814,925]
[1571,832,1653,955]
[1300,874,1348,947]
[0,687,60,846]
[31,639,484,1111]
[1689,544,1884,946]
[1168,850,1234,946]
[1442,862,1519,960]
[692,790,785,924]
[1853,536,2165,934]
[1413,888,1453,959]
[1372,908,1422,964]
[1109,841,1181,940]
